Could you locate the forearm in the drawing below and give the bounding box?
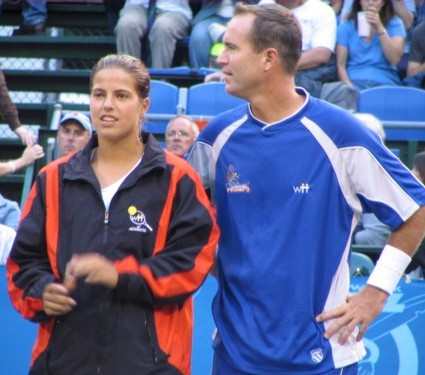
[297,48,332,71]
[406,62,425,77]
[386,206,425,256]
[337,66,353,87]
[378,32,404,65]
[0,162,15,177]
[393,1,414,29]
[0,156,32,177]
[8,255,57,322]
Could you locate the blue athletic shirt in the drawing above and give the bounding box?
[187,89,425,374]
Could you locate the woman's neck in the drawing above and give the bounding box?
[91,138,145,188]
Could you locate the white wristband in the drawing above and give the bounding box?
[8,161,16,174]
[367,244,411,295]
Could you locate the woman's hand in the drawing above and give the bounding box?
[64,253,119,290]
[42,283,77,316]
[365,6,384,33]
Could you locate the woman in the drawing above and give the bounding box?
[7,54,219,374]
[336,0,405,91]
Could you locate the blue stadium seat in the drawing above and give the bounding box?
[357,86,425,122]
[145,80,181,139]
[357,85,425,167]
[350,252,375,277]
[148,80,180,115]
[186,82,246,117]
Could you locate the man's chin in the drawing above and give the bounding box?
[170,148,184,157]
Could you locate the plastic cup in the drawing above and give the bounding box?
[357,12,370,37]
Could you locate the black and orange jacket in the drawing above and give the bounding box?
[7,133,219,375]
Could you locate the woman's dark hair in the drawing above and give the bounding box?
[348,0,395,29]
[90,54,150,99]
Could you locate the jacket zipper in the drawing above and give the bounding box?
[103,210,109,245]
[145,310,160,364]
[96,210,110,374]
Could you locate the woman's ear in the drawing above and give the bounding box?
[140,97,150,118]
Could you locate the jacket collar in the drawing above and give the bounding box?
[63,132,167,183]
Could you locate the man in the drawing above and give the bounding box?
[206,0,338,99]
[165,115,199,158]
[56,111,92,158]
[187,3,425,374]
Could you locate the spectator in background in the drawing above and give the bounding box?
[0,68,35,145]
[8,0,47,35]
[352,113,391,247]
[56,112,92,158]
[189,0,258,69]
[0,143,44,178]
[165,114,199,158]
[340,0,415,31]
[115,0,192,68]
[0,193,20,231]
[0,143,44,230]
[0,223,15,265]
[338,0,414,80]
[336,0,405,91]
[404,21,425,88]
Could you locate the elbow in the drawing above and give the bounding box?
[318,50,333,65]
[391,54,403,66]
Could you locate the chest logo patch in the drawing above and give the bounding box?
[226,163,250,193]
[128,205,153,233]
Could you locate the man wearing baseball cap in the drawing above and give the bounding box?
[56,111,92,158]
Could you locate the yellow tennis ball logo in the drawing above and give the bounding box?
[127,205,153,231]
